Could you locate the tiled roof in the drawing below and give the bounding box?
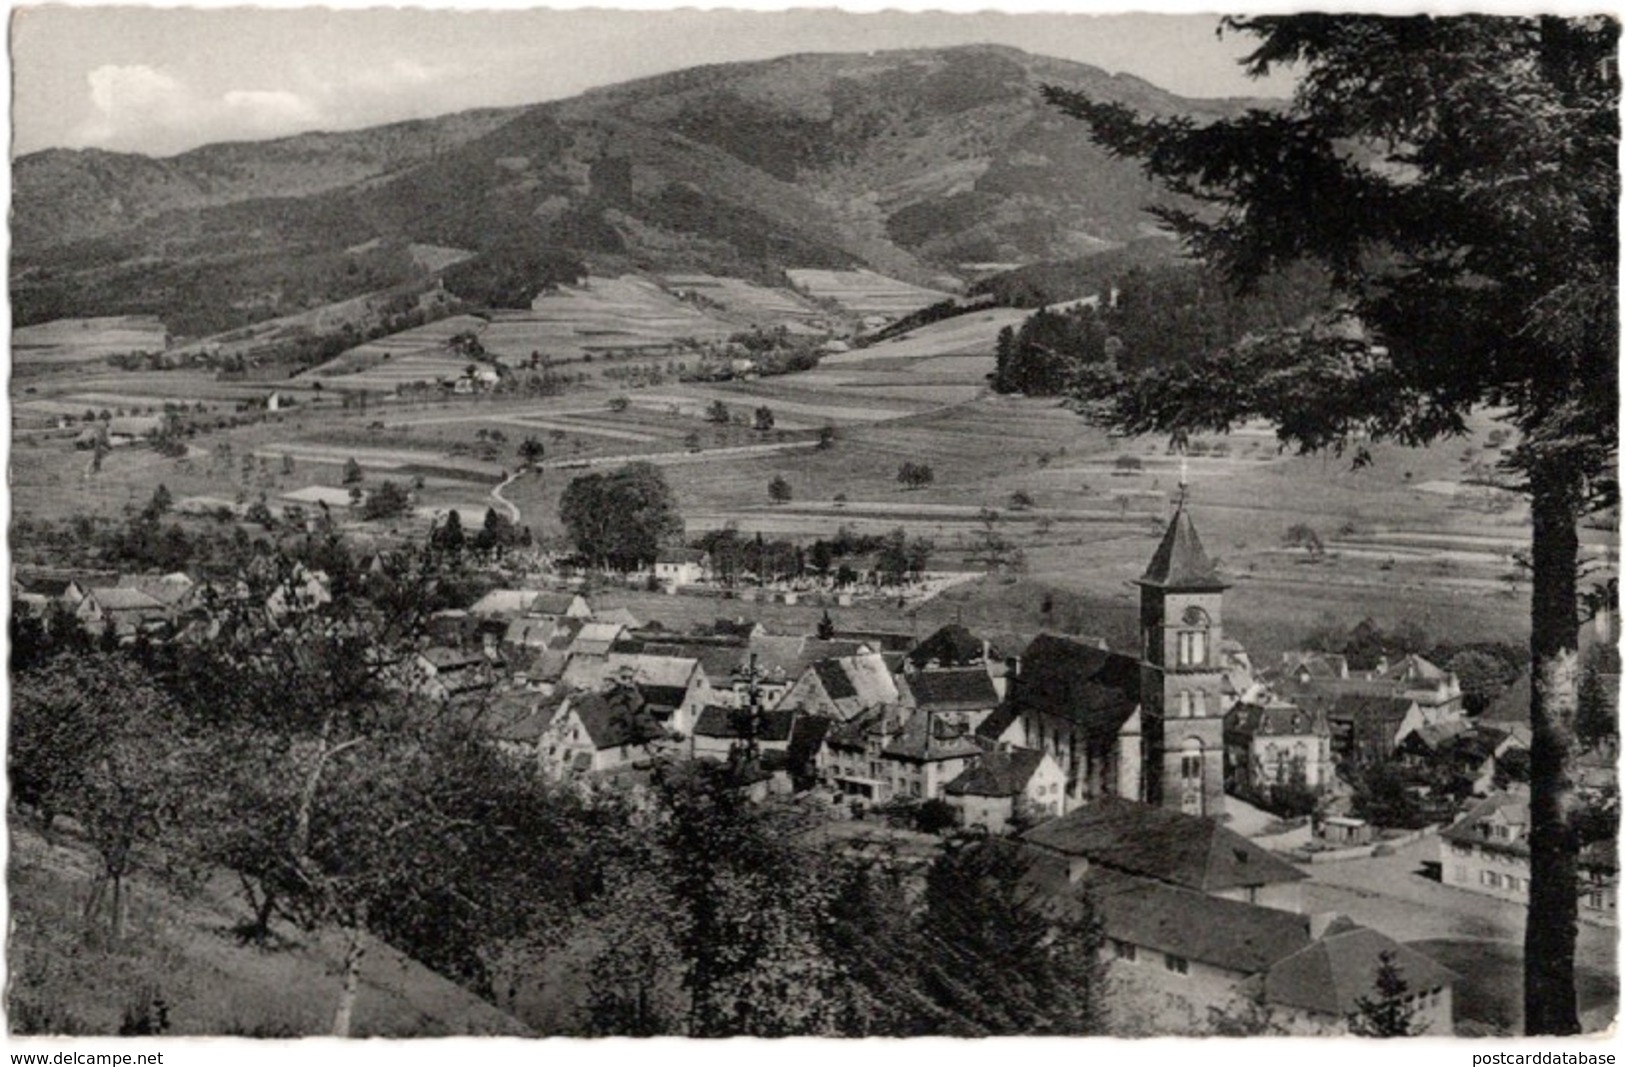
[1328,693,1416,722]
[814,658,859,700]
[592,606,640,628]
[692,705,797,743]
[1225,702,1328,739]
[1139,504,1225,589]
[1262,926,1459,1017]
[1085,868,1314,976]
[569,689,665,750]
[945,748,1046,797]
[86,586,167,612]
[1020,795,1307,892]
[468,589,540,617]
[881,711,984,762]
[907,623,995,668]
[975,704,1021,744]
[908,668,999,711]
[643,641,746,683]
[422,646,487,670]
[1008,634,1140,740]
[531,591,586,617]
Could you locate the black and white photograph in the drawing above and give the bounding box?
[6,3,1619,1049]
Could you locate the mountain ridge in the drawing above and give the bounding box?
[13,44,1264,336]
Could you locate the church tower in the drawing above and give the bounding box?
[1138,490,1228,817]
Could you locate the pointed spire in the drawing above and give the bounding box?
[1140,498,1226,590]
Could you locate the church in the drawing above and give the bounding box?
[984,495,1238,817]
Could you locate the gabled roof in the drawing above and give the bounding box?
[813,658,858,700]
[468,690,566,744]
[1139,503,1225,590]
[1262,926,1459,1016]
[85,586,167,612]
[881,711,984,762]
[643,641,746,683]
[421,646,487,670]
[692,704,797,743]
[1020,796,1307,892]
[1008,634,1140,739]
[945,748,1046,797]
[908,668,1000,712]
[568,688,665,750]
[605,652,700,690]
[530,591,587,617]
[657,547,707,565]
[1327,693,1417,722]
[1225,702,1329,739]
[907,623,996,668]
[975,704,1022,744]
[468,589,540,618]
[570,622,627,654]
[592,606,640,628]
[1084,868,1315,976]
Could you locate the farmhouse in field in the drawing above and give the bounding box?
[655,548,708,588]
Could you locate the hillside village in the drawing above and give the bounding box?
[15,487,1617,1037]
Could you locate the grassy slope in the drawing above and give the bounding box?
[7,822,529,1037]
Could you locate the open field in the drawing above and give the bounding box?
[13,316,168,365]
[11,289,1616,661]
[479,276,737,362]
[785,268,952,317]
[661,273,827,326]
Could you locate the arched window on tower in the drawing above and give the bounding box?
[1177,606,1210,667]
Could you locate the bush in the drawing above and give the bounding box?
[915,799,958,835]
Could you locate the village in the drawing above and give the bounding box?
[14,482,1617,1037]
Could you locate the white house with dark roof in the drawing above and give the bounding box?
[943,747,1066,833]
[654,548,708,588]
[1440,791,1617,923]
[1223,702,1334,796]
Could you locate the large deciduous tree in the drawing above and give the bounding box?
[559,461,684,571]
[1046,15,1617,1034]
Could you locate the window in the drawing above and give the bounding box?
[1178,630,1208,667]
[1164,954,1189,976]
[1586,890,1606,910]
[1482,871,1498,888]
[1113,940,1137,962]
[1179,691,1194,718]
[1193,690,1207,717]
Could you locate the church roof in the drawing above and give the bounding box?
[1139,503,1225,590]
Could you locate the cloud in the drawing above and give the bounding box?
[71,64,326,154]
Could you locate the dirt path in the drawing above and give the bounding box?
[490,471,522,524]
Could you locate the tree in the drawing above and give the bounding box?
[817,611,836,640]
[768,475,793,505]
[897,462,935,491]
[817,424,836,450]
[753,406,775,432]
[1050,16,1617,1035]
[281,453,296,477]
[359,480,411,522]
[341,458,363,485]
[608,395,631,413]
[706,399,731,425]
[518,436,546,466]
[1008,490,1035,511]
[1348,950,1421,1037]
[1283,522,1325,560]
[559,462,684,571]
[432,509,466,558]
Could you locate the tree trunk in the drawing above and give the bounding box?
[332,922,367,1038]
[1522,455,1584,1036]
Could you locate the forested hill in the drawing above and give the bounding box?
[13,45,1267,337]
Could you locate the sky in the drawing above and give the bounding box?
[10,5,1302,158]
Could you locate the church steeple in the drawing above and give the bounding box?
[1138,493,1228,818]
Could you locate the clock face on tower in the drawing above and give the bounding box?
[1182,605,1209,626]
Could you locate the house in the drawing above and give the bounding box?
[944,747,1067,833]
[780,652,900,722]
[567,621,628,658]
[116,572,196,613]
[1004,633,1144,807]
[907,623,1001,671]
[608,654,711,737]
[527,591,593,620]
[1019,795,1308,912]
[1327,693,1423,766]
[1024,854,1455,1036]
[1223,702,1334,797]
[74,586,171,639]
[878,710,984,802]
[539,687,667,777]
[654,548,708,588]
[1439,792,1617,923]
[690,704,798,762]
[468,589,545,619]
[416,647,494,702]
[818,704,909,805]
[463,690,567,763]
[902,667,1003,732]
